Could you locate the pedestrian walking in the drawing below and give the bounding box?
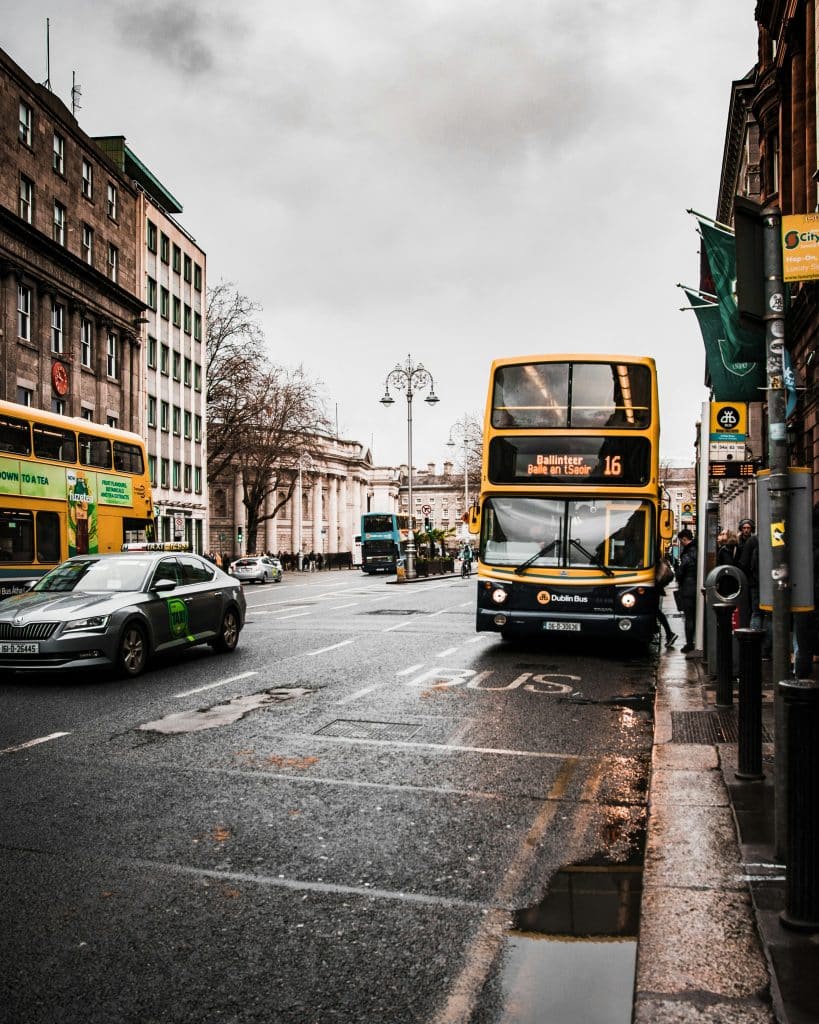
[675,529,698,654]
[655,552,677,647]
[717,529,738,566]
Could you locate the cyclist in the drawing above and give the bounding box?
[460,543,473,578]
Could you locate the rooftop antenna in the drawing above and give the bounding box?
[43,18,52,90]
[71,71,82,118]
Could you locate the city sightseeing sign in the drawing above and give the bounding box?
[782,213,819,282]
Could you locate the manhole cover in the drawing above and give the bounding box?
[316,719,423,740]
[671,709,773,744]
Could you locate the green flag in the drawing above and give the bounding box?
[698,219,765,363]
[683,289,766,402]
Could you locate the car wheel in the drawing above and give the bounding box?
[118,622,148,677]
[212,607,240,652]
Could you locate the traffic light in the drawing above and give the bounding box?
[237,526,243,543]
[424,516,431,531]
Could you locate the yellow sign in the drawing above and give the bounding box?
[783,214,819,282]
[709,402,747,437]
[771,521,785,547]
[537,591,551,605]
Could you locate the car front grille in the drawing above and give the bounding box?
[0,621,60,641]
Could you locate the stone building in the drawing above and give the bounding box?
[0,47,144,427]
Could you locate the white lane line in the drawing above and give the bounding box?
[397,663,424,676]
[1,732,71,755]
[330,602,359,610]
[428,604,464,618]
[382,620,410,632]
[306,639,354,656]
[247,603,312,614]
[173,671,258,698]
[464,636,484,644]
[337,684,381,704]
[276,611,312,621]
[368,595,393,602]
[458,601,474,608]
[311,734,584,761]
[437,647,460,658]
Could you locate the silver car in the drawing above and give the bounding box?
[229,556,283,584]
[0,549,247,678]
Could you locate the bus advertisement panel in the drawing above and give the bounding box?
[474,356,663,643]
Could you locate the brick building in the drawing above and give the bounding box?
[0,47,144,428]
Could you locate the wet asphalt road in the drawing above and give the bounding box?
[0,569,657,1024]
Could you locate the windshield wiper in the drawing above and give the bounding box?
[516,538,560,575]
[570,538,614,577]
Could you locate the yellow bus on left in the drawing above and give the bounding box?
[0,399,155,597]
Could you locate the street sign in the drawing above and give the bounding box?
[709,402,747,441]
[709,462,757,479]
[709,440,746,462]
[782,213,819,282]
[421,503,432,514]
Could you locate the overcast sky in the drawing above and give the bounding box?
[3,1,758,471]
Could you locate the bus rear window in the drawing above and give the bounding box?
[79,434,112,468]
[113,442,145,474]
[33,423,77,463]
[0,414,31,455]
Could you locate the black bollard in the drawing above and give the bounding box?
[779,678,819,932]
[713,602,734,708]
[734,628,765,781]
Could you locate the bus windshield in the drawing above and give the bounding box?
[491,361,651,430]
[480,496,651,571]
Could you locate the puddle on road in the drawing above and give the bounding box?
[139,688,310,734]
[499,860,642,1024]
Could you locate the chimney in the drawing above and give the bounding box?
[443,460,453,475]
[427,462,436,476]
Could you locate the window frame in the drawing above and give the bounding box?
[19,100,32,146]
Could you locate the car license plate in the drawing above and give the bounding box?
[544,622,581,632]
[0,641,40,654]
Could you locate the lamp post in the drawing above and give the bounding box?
[380,355,440,580]
[296,452,313,571]
[447,417,481,537]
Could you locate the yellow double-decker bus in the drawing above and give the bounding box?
[472,355,672,643]
[0,400,154,596]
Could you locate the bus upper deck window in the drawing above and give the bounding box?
[0,414,31,455]
[113,441,145,474]
[33,423,77,463]
[79,434,112,468]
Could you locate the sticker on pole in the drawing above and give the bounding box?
[771,522,785,547]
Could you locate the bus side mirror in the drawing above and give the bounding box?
[468,503,481,535]
[659,508,674,542]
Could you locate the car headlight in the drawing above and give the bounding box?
[62,614,110,634]
[491,588,508,604]
[620,592,636,609]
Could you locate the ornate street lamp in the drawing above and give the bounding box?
[296,452,314,571]
[447,416,481,536]
[380,355,440,580]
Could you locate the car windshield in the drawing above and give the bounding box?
[34,557,153,593]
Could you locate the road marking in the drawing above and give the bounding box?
[249,602,311,612]
[382,620,410,632]
[174,671,258,698]
[337,684,380,704]
[1,732,71,755]
[276,611,312,621]
[308,734,583,761]
[396,663,424,676]
[436,647,460,658]
[464,636,484,644]
[306,639,354,656]
[331,602,359,610]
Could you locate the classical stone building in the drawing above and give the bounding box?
[0,47,144,427]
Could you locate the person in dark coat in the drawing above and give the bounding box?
[793,503,819,677]
[675,528,698,653]
[716,529,738,566]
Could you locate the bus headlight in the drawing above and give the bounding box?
[491,588,508,604]
[620,592,636,609]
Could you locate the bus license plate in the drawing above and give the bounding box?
[0,642,40,654]
[544,622,581,632]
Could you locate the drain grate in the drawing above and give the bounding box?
[671,709,773,744]
[316,719,423,740]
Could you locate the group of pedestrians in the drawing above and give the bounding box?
[277,551,323,572]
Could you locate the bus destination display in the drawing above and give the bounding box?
[489,436,651,486]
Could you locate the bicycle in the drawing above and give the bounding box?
[460,558,472,579]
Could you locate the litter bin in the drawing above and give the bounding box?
[704,564,750,678]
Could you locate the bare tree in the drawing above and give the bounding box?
[448,412,484,501]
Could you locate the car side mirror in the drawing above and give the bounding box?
[151,579,177,592]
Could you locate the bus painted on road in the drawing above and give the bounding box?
[0,400,154,596]
[472,355,671,642]
[360,512,411,574]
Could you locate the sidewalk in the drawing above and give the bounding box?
[634,622,818,1023]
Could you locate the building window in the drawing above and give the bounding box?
[81,159,93,199]
[146,276,157,309]
[81,319,93,368]
[194,415,202,441]
[81,224,93,265]
[107,243,118,282]
[183,255,192,282]
[183,304,192,334]
[146,219,157,252]
[184,464,192,491]
[173,461,181,489]
[161,459,170,487]
[81,407,93,421]
[160,401,169,431]
[193,263,202,291]
[172,351,181,380]
[193,312,202,341]
[19,175,33,223]
[148,455,157,485]
[106,182,117,220]
[17,284,31,340]
[184,410,192,437]
[172,296,181,327]
[160,344,169,375]
[16,386,32,406]
[53,201,66,245]
[147,396,156,427]
[147,336,157,368]
[52,399,66,415]
[172,244,181,273]
[160,233,169,263]
[184,357,192,386]
[19,101,32,146]
[160,287,169,320]
[194,363,202,391]
[52,132,64,174]
[51,302,64,353]
[106,332,117,378]
[172,405,181,435]
[106,415,117,428]
[194,466,202,493]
